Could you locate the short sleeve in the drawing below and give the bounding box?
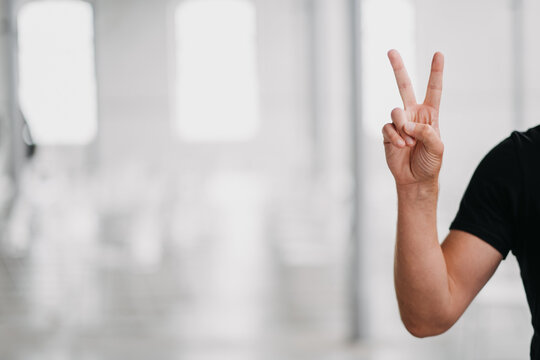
[449,136,522,259]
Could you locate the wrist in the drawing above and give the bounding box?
[396,180,439,202]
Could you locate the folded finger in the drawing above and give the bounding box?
[382,123,406,148]
[391,108,416,146]
[403,122,444,155]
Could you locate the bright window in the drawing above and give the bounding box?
[361,0,416,138]
[174,0,260,142]
[18,0,97,145]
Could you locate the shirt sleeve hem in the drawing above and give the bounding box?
[449,220,510,259]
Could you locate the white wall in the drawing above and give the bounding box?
[523,0,540,130]
[94,0,171,170]
[361,0,533,358]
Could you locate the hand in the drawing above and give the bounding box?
[382,50,445,187]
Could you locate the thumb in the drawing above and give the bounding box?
[403,122,443,154]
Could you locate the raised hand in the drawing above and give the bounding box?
[382,50,445,187]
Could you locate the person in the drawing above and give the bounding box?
[383,49,540,359]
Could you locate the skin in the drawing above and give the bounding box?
[383,49,504,337]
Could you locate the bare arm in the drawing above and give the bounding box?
[384,50,503,337]
[395,184,502,337]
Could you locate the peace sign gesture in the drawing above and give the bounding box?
[382,49,445,187]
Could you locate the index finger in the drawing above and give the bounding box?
[388,49,417,109]
[424,52,444,110]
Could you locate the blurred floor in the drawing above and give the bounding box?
[0,149,356,360]
[0,148,533,360]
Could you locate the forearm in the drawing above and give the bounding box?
[394,180,452,337]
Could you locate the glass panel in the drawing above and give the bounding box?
[174,0,260,142]
[18,0,97,145]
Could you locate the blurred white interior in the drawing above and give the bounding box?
[0,0,536,359]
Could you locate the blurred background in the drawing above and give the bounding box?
[0,0,536,359]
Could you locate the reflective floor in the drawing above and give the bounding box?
[0,150,355,360]
[0,149,533,360]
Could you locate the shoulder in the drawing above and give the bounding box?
[476,125,540,181]
[507,124,540,155]
[450,127,533,258]
[472,133,519,187]
[450,125,540,259]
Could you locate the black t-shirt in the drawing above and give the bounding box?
[450,124,540,359]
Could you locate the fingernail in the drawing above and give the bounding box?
[405,136,414,145]
[397,139,405,147]
[405,122,415,132]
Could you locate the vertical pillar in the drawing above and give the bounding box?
[0,0,22,212]
[0,0,17,175]
[306,0,321,176]
[0,0,17,244]
[512,0,524,130]
[347,0,364,342]
[0,0,13,135]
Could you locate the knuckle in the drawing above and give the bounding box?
[420,125,432,137]
[398,81,411,90]
[391,108,403,124]
[418,108,433,124]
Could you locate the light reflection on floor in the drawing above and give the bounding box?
[0,153,356,360]
[0,149,533,360]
